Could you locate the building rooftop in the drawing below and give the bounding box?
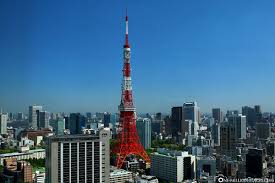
[0,149,45,158]
[197,155,216,161]
[110,166,132,176]
[152,148,190,158]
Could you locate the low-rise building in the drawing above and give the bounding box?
[0,149,45,165]
[110,166,133,183]
[0,158,32,183]
[135,175,158,183]
[196,156,216,178]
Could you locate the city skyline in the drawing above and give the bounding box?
[1,0,275,113]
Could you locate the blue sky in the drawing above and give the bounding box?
[0,0,275,113]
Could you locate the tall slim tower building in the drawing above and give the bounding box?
[171,106,183,139]
[0,113,8,134]
[182,102,200,137]
[220,122,237,157]
[29,105,43,130]
[114,14,150,168]
[136,118,152,149]
[212,108,223,123]
[38,111,49,129]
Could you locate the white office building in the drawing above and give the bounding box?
[109,167,133,183]
[46,128,110,183]
[151,148,196,182]
[0,113,8,134]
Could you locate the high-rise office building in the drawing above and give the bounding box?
[163,115,171,135]
[191,121,199,137]
[182,119,199,138]
[206,117,215,128]
[182,102,200,137]
[254,105,262,122]
[8,113,13,121]
[183,102,200,123]
[246,148,264,178]
[242,106,259,127]
[69,113,85,134]
[29,105,43,130]
[103,112,111,128]
[211,123,220,146]
[228,114,246,139]
[256,122,270,140]
[226,110,239,117]
[86,112,92,119]
[220,122,237,157]
[151,120,162,134]
[212,108,223,123]
[110,114,117,127]
[46,128,110,183]
[182,120,192,137]
[52,118,65,136]
[171,106,182,138]
[17,112,24,121]
[155,112,162,120]
[136,118,151,149]
[0,113,8,134]
[64,116,69,129]
[38,111,49,129]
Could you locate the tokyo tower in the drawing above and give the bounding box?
[114,14,150,168]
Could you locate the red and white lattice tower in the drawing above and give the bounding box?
[114,14,150,168]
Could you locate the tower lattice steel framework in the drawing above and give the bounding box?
[114,14,150,168]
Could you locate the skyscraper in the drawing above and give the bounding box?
[228,114,247,139]
[29,105,43,130]
[45,128,110,183]
[69,113,85,134]
[38,111,49,129]
[212,108,223,123]
[155,112,162,120]
[211,122,220,146]
[220,122,237,157]
[103,112,111,128]
[64,116,69,129]
[136,118,151,149]
[246,148,264,178]
[171,106,182,138]
[183,102,200,123]
[86,112,92,119]
[0,113,8,134]
[182,102,200,137]
[17,112,24,121]
[52,118,65,136]
[242,106,257,127]
[254,105,262,122]
[163,115,171,135]
[256,122,270,140]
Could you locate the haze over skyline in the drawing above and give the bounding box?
[1,0,275,113]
